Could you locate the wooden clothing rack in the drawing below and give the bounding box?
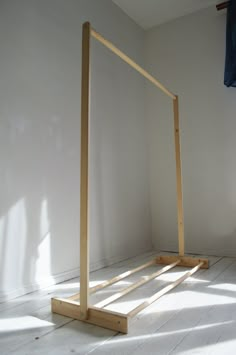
[51,22,209,334]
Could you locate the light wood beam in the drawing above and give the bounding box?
[173,96,185,256]
[128,262,204,318]
[69,259,156,301]
[91,28,176,100]
[95,261,179,308]
[156,255,209,269]
[80,21,91,320]
[51,298,128,333]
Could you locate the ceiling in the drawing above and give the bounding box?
[112,0,218,29]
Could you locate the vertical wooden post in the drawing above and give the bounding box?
[80,21,91,320]
[173,96,185,256]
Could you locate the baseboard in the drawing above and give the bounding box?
[0,267,80,303]
[0,246,153,303]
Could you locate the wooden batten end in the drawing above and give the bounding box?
[156,255,209,269]
[51,298,128,334]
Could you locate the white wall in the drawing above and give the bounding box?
[0,0,152,301]
[146,7,236,257]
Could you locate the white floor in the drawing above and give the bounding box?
[1,251,236,355]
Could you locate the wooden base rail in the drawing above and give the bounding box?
[156,255,209,269]
[52,298,129,333]
[69,258,156,301]
[94,261,180,308]
[128,262,204,318]
[52,256,209,334]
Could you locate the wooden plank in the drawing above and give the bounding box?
[80,21,91,320]
[51,298,128,334]
[69,258,156,301]
[173,96,185,256]
[91,28,176,100]
[128,262,204,318]
[94,261,180,308]
[156,255,209,269]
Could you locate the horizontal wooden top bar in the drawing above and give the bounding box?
[90,27,176,100]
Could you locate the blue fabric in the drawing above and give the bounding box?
[224,0,236,87]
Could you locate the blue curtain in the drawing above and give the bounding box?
[224,0,236,87]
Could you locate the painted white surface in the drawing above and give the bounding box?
[146,7,236,256]
[112,0,217,29]
[0,0,152,301]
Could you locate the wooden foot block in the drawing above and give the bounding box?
[156,255,209,269]
[51,298,128,333]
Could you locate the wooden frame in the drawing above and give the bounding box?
[51,21,209,334]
